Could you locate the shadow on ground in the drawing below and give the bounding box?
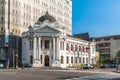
[57,77,120,80]
[79,78,120,80]
[57,76,79,79]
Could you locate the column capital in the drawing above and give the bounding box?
[52,35,60,38]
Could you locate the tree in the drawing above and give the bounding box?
[99,55,110,64]
[99,56,106,64]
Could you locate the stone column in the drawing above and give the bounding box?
[53,37,55,61]
[42,39,44,49]
[64,40,66,65]
[36,37,39,59]
[33,36,41,67]
[33,37,37,59]
[38,37,41,60]
[56,37,60,60]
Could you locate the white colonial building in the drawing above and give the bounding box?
[22,12,96,68]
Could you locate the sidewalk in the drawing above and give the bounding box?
[0,68,22,72]
[0,67,120,75]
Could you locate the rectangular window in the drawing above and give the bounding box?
[40,55,42,64]
[45,40,49,49]
[75,57,77,63]
[67,56,69,63]
[61,56,63,64]
[86,57,88,64]
[71,57,73,63]
[83,57,85,63]
[79,57,81,63]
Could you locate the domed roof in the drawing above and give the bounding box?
[38,11,56,22]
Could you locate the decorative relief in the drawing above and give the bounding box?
[35,26,60,33]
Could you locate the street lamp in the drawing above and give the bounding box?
[15,54,18,69]
[116,56,119,72]
[13,51,15,68]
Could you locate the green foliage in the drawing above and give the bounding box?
[99,56,105,64]
[99,56,110,64]
[93,63,101,68]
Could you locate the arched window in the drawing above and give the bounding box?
[66,43,69,50]
[75,45,77,51]
[84,47,86,53]
[83,46,84,52]
[79,46,81,52]
[71,44,73,51]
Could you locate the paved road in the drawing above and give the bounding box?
[0,68,119,80]
[0,69,97,80]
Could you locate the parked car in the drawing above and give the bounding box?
[100,64,109,68]
[83,64,94,69]
[109,64,116,68]
[23,64,32,68]
[0,62,5,68]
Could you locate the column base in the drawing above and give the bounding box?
[51,60,60,67]
[32,60,41,67]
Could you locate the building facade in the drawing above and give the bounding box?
[22,12,96,68]
[95,35,120,62]
[0,0,71,67]
[0,0,72,36]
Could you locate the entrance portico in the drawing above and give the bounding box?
[32,26,61,67]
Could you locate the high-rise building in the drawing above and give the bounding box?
[0,0,72,36]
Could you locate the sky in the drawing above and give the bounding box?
[72,0,120,37]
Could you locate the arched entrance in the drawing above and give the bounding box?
[44,55,49,66]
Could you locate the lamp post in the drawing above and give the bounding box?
[116,56,119,72]
[13,51,15,68]
[15,54,18,69]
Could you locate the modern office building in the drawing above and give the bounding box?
[95,35,120,62]
[22,12,96,68]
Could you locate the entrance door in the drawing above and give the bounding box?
[45,55,49,66]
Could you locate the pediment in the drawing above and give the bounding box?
[35,26,60,33]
